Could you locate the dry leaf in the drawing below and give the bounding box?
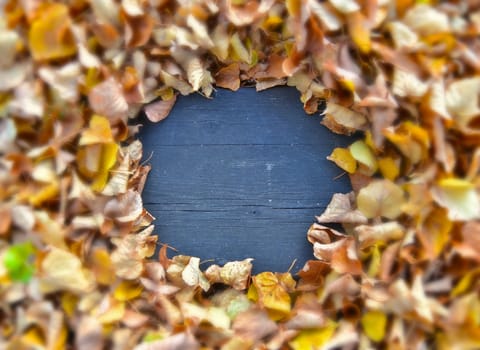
[357,180,406,219]
[215,63,241,91]
[111,225,157,279]
[88,78,129,121]
[205,259,252,290]
[321,103,368,135]
[144,95,177,123]
[40,247,95,294]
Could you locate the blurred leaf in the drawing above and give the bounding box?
[3,242,35,282]
[361,310,387,342]
[432,178,480,221]
[28,3,77,60]
[349,140,378,175]
[357,180,405,219]
[289,320,337,350]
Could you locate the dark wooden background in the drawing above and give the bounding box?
[139,87,351,273]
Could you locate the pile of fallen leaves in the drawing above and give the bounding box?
[1,0,480,348]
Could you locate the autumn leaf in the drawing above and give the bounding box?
[357,180,406,219]
[4,0,480,348]
[316,192,367,224]
[77,115,119,191]
[111,225,157,279]
[289,320,337,350]
[322,103,367,135]
[215,63,241,91]
[349,140,378,175]
[432,178,480,221]
[328,147,357,174]
[361,310,387,342]
[249,272,292,320]
[205,258,253,290]
[181,256,211,291]
[144,95,177,123]
[28,3,77,61]
[40,247,95,294]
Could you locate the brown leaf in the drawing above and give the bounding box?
[215,63,241,91]
[321,103,368,135]
[233,308,278,342]
[75,316,104,350]
[104,189,143,223]
[316,192,368,224]
[88,77,129,122]
[111,225,157,279]
[205,259,252,290]
[144,95,177,123]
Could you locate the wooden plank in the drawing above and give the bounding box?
[139,87,352,273]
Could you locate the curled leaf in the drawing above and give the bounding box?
[144,95,177,123]
[322,103,368,135]
[316,192,367,224]
[205,258,253,290]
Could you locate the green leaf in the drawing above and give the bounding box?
[3,242,36,283]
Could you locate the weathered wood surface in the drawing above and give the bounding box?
[139,87,351,273]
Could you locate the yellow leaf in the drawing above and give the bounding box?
[61,293,79,317]
[349,140,378,175]
[385,122,430,164]
[347,11,371,53]
[40,247,95,294]
[327,148,357,174]
[113,281,143,301]
[29,183,59,207]
[90,248,116,285]
[21,327,44,347]
[357,180,405,219]
[361,310,387,342]
[418,208,452,258]
[289,320,337,350]
[230,32,251,64]
[378,157,400,181]
[77,140,119,192]
[252,272,291,320]
[451,268,480,297]
[247,283,258,302]
[432,178,480,221]
[366,244,382,277]
[28,3,77,61]
[79,115,115,146]
[96,299,126,324]
[91,142,119,192]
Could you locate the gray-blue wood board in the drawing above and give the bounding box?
[139,87,351,273]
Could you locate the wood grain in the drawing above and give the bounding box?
[139,87,352,273]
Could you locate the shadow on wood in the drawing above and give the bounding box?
[139,87,352,273]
